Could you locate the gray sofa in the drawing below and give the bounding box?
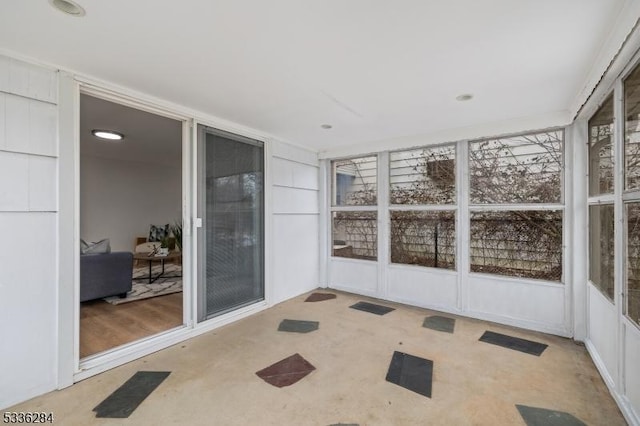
[80,252,134,302]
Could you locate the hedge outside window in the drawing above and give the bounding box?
[332,211,377,260]
[332,156,377,206]
[589,204,615,300]
[331,155,378,261]
[390,146,455,205]
[469,131,563,204]
[469,130,564,281]
[625,64,640,191]
[389,145,457,270]
[589,95,614,196]
[390,210,455,269]
[627,203,640,326]
[470,210,562,281]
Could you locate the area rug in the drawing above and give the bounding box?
[103,264,182,305]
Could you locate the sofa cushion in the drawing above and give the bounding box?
[81,238,111,254]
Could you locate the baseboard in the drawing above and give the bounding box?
[328,284,377,298]
[585,339,640,426]
[1,382,57,411]
[330,286,571,338]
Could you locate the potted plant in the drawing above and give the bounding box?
[172,221,183,252]
[158,238,170,256]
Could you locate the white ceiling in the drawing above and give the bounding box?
[80,94,182,167]
[0,1,633,153]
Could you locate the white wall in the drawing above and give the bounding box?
[270,141,320,304]
[80,155,181,252]
[0,55,59,409]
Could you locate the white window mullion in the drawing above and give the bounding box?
[378,151,390,298]
[469,204,565,212]
[458,139,470,312]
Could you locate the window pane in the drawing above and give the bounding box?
[332,211,377,260]
[390,210,455,269]
[627,203,640,325]
[469,131,563,204]
[588,95,614,196]
[390,145,455,205]
[470,210,562,281]
[332,156,377,206]
[625,64,640,190]
[589,205,614,301]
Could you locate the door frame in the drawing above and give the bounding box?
[57,74,273,386]
[195,125,267,321]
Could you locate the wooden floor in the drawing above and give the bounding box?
[79,293,183,358]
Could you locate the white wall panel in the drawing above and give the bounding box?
[0,213,57,408]
[269,143,320,305]
[0,55,59,410]
[272,140,317,166]
[0,56,57,103]
[3,94,57,157]
[272,157,319,190]
[329,259,378,296]
[587,284,618,378]
[25,64,57,103]
[272,186,319,214]
[387,266,457,311]
[292,161,319,190]
[7,59,29,97]
[0,56,8,91]
[0,151,29,211]
[28,100,57,156]
[468,274,567,334]
[272,214,319,304]
[272,157,294,187]
[29,155,57,211]
[0,93,5,150]
[624,322,640,423]
[5,94,29,153]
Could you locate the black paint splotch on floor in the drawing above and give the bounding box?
[516,405,587,426]
[422,315,455,333]
[305,292,337,302]
[350,301,395,316]
[256,353,316,387]
[479,331,548,356]
[385,351,433,398]
[278,319,319,333]
[93,371,170,418]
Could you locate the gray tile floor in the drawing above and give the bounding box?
[8,290,626,425]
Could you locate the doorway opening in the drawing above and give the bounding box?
[79,93,184,358]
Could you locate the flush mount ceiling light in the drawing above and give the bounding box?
[49,0,86,17]
[456,94,474,102]
[92,129,124,141]
[320,124,333,129]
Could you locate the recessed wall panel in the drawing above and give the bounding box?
[387,266,457,310]
[468,275,566,333]
[329,258,378,296]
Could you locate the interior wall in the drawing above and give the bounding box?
[270,141,320,304]
[80,154,181,252]
[0,55,59,409]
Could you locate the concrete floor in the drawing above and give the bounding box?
[9,290,625,425]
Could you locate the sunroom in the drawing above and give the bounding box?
[1,1,640,424]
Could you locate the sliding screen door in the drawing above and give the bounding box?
[198,126,264,320]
